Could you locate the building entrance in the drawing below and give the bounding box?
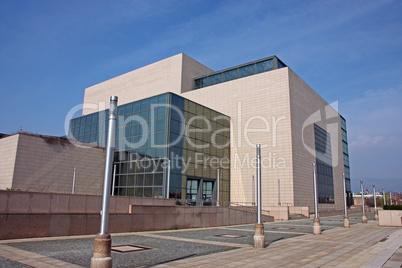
[186,178,216,206]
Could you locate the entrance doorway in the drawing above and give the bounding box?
[186,177,216,206]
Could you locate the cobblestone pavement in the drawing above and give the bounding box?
[0,213,400,267]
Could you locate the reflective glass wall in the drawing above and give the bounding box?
[194,56,286,89]
[314,124,335,204]
[340,115,353,207]
[68,93,230,205]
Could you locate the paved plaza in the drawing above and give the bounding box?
[0,213,401,267]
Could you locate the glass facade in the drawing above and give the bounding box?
[194,56,286,89]
[340,115,352,207]
[314,124,335,204]
[68,93,230,205]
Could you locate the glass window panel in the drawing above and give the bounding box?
[135,187,144,197]
[132,102,140,113]
[121,162,129,173]
[144,187,152,197]
[158,94,167,104]
[118,175,127,186]
[128,162,136,173]
[239,64,255,78]
[144,174,153,186]
[155,132,165,145]
[74,118,81,128]
[156,119,165,132]
[85,115,92,125]
[125,104,133,115]
[135,174,144,186]
[154,173,163,186]
[202,77,208,87]
[256,59,273,73]
[140,99,149,111]
[153,187,163,198]
[155,147,165,158]
[194,78,203,89]
[117,106,125,116]
[125,126,131,138]
[149,96,158,108]
[171,94,184,110]
[208,75,216,85]
[89,134,96,143]
[156,107,166,119]
[146,147,155,157]
[127,175,135,186]
[140,110,149,121]
[126,188,134,196]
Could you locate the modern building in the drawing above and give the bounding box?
[67,53,351,212]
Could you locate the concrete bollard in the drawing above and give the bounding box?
[343,215,350,228]
[254,223,265,248]
[313,218,321,235]
[374,210,379,220]
[90,234,112,268]
[362,212,368,223]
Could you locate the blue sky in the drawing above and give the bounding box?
[0,0,401,192]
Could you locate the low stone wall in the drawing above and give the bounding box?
[378,210,402,227]
[289,206,309,218]
[0,190,175,215]
[263,206,289,220]
[0,191,274,240]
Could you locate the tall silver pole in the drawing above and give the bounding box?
[253,144,265,248]
[313,163,318,219]
[252,175,255,206]
[278,179,281,206]
[361,179,367,223]
[383,187,386,206]
[390,190,392,205]
[111,165,116,196]
[256,145,262,224]
[217,168,220,205]
[342,173,348,215]
[373,184,377,211]
[373,184,378,220]
[91,96,117,268]
[342,173,350,227]
[99,96,118,235]
[166,159,170,199]
[312,163,321,234]
[72,167,76,194]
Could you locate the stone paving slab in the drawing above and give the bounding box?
[155,227,302,245]
[0,213,400,268]
[4,235,234,268]
[157,219,401,268]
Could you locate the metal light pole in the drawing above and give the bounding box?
[91,96,118,268]
[217,168,220,206]
[373,184,378,220]
[72,167,76,194]
[254,144,265,248]
[389,190,392,205]
[166,159,171,199]
[278,179,281,206]
[111,165,116,196]
[252,175,255,206]
[313,163,321,234]
[382,187,386,207]
[342,173,350,228]
[361,179,367,223]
